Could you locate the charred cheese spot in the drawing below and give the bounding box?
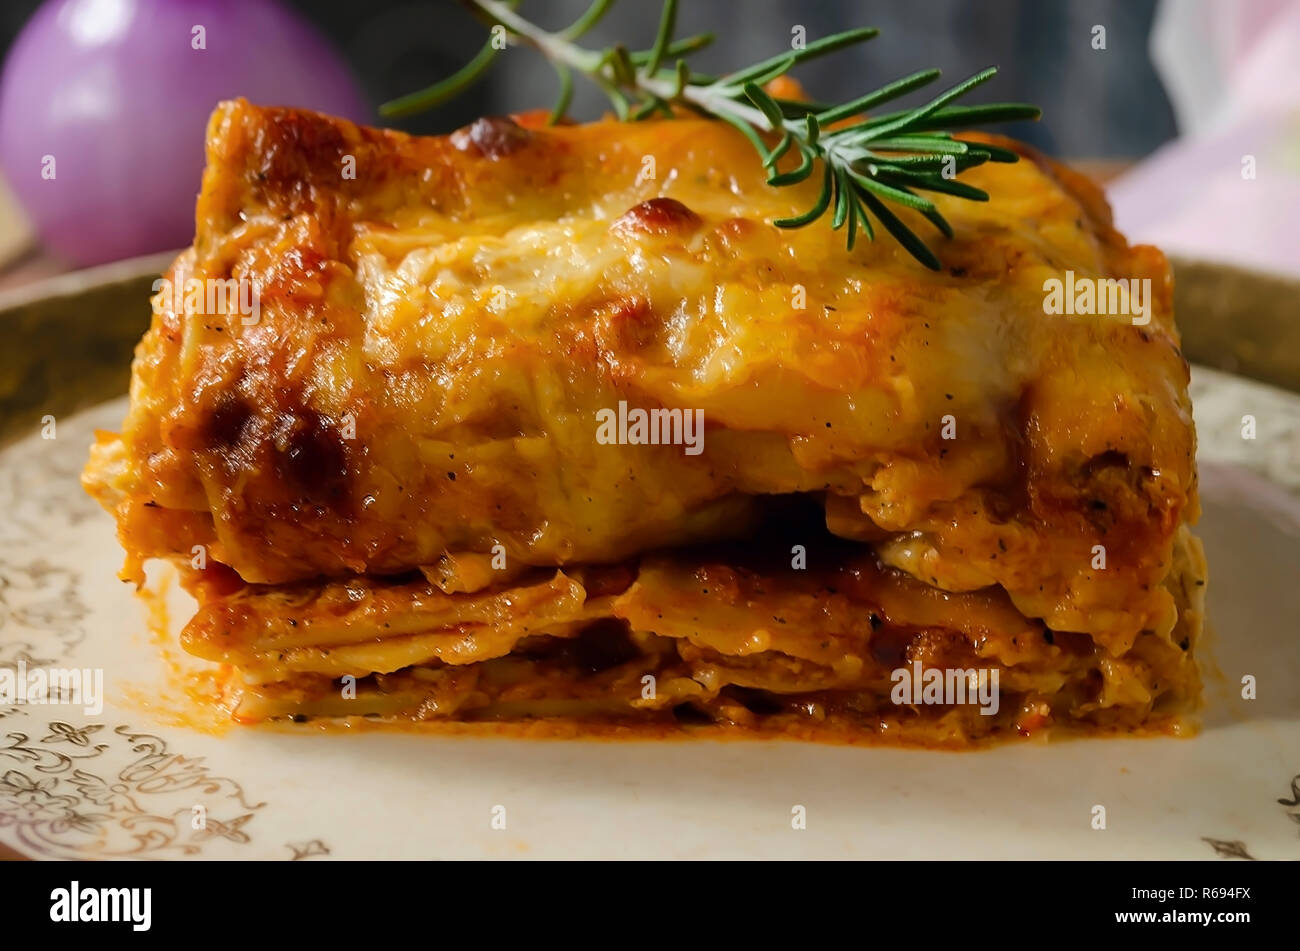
[1080,449,1131,478]
[202,396,351,510]
[611,197,702,237]
[277,410,350,505]
[712,215,760,246]
[247,107,355,196]
[204,393,254,450]
[450,116,531,159]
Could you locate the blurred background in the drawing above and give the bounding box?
[0,0,1296,284]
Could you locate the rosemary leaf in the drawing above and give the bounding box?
[379,40,499,118]
[384,1,1040,268]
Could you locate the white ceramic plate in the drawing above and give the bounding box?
[1,365,1297,860]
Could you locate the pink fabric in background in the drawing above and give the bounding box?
[1108,0,1300,276]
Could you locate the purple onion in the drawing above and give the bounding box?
[0,0,370,266]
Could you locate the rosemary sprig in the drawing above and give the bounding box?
[382,0,1040,270]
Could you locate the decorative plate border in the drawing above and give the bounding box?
[0,711,264,859]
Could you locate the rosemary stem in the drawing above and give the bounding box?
[472,0,602,72]
[405,0,1040,268]
[474,0,778,134]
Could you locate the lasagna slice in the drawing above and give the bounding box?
[83,100,1205,745]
